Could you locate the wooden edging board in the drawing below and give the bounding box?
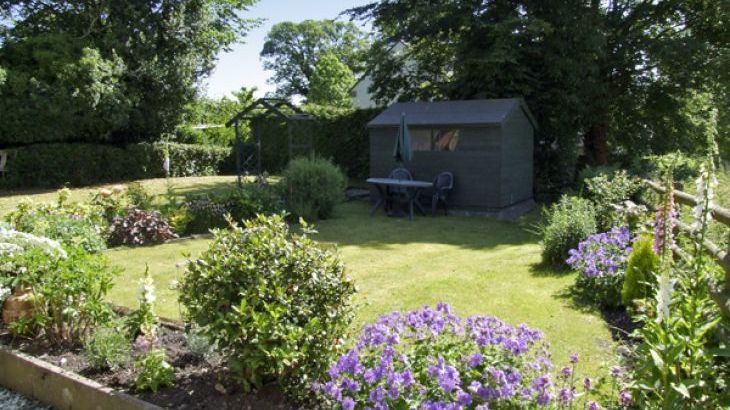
[0,345,164,410]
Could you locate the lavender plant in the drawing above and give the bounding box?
[566,227,633,307]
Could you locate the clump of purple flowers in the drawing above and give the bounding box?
[566,227,633,307]
[566,226,633,278]
[318,303,556,409]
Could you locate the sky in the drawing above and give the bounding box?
[202,0,373,100]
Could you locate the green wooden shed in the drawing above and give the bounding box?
[367,98,537,217]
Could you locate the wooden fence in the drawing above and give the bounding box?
[643,180,730,318]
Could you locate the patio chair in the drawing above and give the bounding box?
[431,172,454,216]
[386,167,413,212]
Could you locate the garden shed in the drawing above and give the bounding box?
[367,98,537,217]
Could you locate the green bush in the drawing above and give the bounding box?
[124,182,155,210]
[84,320,131,370]
[282,157,346,221]
[582,170,641,230]
[221,184,284,222]
[541,196,598,266]
[1,142,234,188]
[179,214,356,400]
[7,246,117,344]
[621,236,659,307]
[182,196,228,234]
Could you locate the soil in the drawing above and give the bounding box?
[0,324,293,410]
[601,307,642,344]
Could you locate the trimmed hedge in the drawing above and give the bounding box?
[254,107,380,180]
[2,142,234,188]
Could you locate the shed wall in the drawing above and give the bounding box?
[369,126,503,209]
[499,109,534,207]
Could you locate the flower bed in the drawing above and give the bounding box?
[0,322,292,409]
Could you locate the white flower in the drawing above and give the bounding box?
[656,273,675,323]
[139,272,157,305]
[0,227,66,259]
[0,286,11,303]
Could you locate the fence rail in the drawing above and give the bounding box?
[643,179,730,318]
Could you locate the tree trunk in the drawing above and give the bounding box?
[585,121,610,165]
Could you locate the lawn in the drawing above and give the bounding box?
[2,176,617,377]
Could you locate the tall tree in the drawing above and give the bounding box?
[307,52,356,108]
[260,19,369,98]
[0,0,259,144]
[350,0,729,187]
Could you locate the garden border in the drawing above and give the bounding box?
[0,345,163,410]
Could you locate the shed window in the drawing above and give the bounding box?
[409,128,461,151]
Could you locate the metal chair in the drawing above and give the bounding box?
[431,172,454,216]
[386,167,413,212]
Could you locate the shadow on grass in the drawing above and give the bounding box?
[528,261,572,277]
[310,201,543,252]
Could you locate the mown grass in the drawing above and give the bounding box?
[103,198,617,377]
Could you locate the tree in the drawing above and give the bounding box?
[0,0,259,144]
[349,0,730,188]
[177,87,256,146]
[307,52,355,108]
[260,19,368,98]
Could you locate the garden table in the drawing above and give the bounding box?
[366,177,433,220]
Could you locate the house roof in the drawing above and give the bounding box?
[367,98,538,130]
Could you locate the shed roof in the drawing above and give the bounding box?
[367,98,538,130]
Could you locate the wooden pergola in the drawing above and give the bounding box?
[226,98,315,187]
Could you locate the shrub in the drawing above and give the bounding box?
[179,214,356,400]
[84,320,131,371]
[109,208,177,246]
[134,349,175,392]
[320,303,625,409]
[621,237,659,307]
[567,227,633,308]
[5,189,108,252]
[582,170,641,230]
[124,182,154,210]
[221,184,284,222]
[6,246,117,344]
[541,196,598,266]
[282,157,346,220]
[182,196,228,234]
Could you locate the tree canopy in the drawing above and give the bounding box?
[0,0,259,145]
[349,0,730,185]
[260,19,369,98]
[307,52,356,108]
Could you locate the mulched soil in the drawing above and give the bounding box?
[0,325,293,410]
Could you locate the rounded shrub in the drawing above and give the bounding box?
[621,236,659,307]
[282,157,346,220]
[179,214,356,400]
[541,196,598,266]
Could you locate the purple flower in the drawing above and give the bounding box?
[619,390,632,407]
[560,366,572,378]
[569,353,579,364]
[457,390,472,406]
[341,397,355,410]
[369,386,385,404]
[558,387,575,403]
[566,227,633,278]
[583,377,592,391]
[588,401,600,410]
[467,352,483,368]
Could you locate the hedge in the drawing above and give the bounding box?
[253,107,380,180]
[2,142,234,188]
